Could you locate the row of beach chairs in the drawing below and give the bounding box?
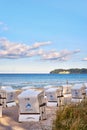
[0,83,87,122]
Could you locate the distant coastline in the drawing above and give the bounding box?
[50,68,87,74]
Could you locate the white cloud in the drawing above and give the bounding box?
[0,38,51,59]
[0,38,80,61]
[83,57,87,61]
[41,49,80,61]
[32,41,51,48]
[42,50,60,60]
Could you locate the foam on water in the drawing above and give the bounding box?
[0,74,87,89]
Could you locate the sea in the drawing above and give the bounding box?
[0,74,87,89]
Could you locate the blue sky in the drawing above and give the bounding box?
[0,0,87,73]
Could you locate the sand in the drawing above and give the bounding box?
[0,90,57,130]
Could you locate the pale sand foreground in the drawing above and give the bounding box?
[0,90,57,130]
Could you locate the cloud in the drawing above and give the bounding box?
[0,38,51,59]
[32,41,51,48]
[0,21,8,31]
[41,49,80,61]
[82,57,87,61]
[0,38,80,61]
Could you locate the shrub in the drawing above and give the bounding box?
[52,99,87,130]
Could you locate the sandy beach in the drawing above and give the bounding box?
[0,90,57,130]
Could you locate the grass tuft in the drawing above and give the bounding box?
[52,98,87,130]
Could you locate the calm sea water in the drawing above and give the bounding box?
[0,74,87,89]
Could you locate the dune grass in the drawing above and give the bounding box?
[52,99,87,130]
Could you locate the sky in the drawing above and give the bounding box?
[0,0,87,73]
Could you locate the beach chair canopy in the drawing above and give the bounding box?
[0,86,15,92]
[0,86,15,103]
[83,83,87,89]
[18,89,45,113]
[45,87,62,102]
[71,84,84,98]
[62,84,72,94]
